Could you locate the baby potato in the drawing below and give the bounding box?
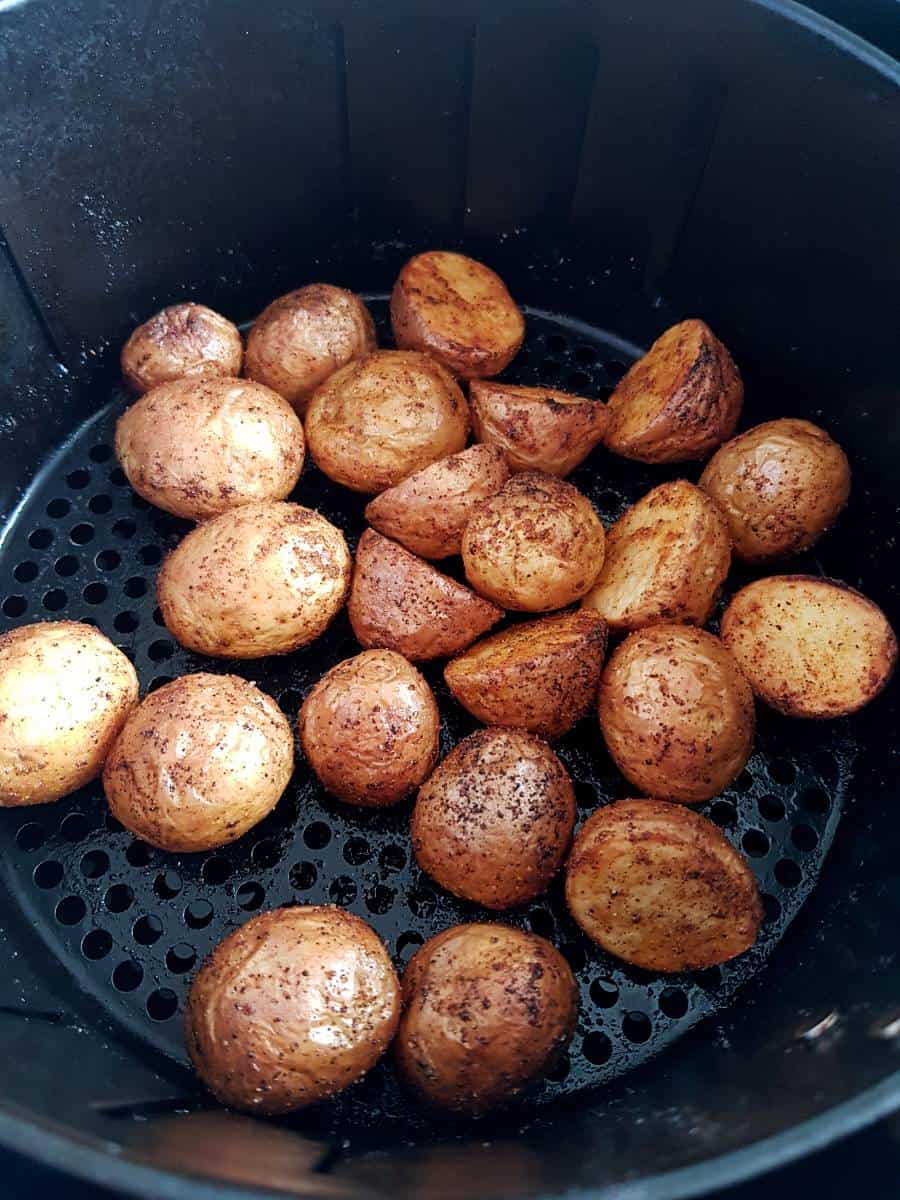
[598,625,755,804]
[390,250,525,378]
[699,418,851,562]
[114,376,304,521]
[412,728,576,909]
[721,575,897,718]
[462,472,605,612]
[364,444,509,559]
[243,284,375,415]
[185,906,400,1115]
[394,923,576,1115]
[348,529,502,661]
[103,673,293,852]
[121,302,243,394]
[444,611,608,739]
[566,799,762,972]
[580,480,731,632]
[306,350,469,494]
[158,501,350,659]
[0,622,138,806]
[604,319,742,463]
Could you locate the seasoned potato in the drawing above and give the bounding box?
[604,319,742,463]
[158,501,350,658]
[390,251,525,378]
[121,302,243,394]
[721,575,897,718]
[364,444,509,559]
[394,923,576,1114]
[185,906,400,1115]
[566,799,762,972]
[444,611,607,739]
[598,625,755,804]
[462,472,605,612]
[580,480,731,632]
[0,622,137,806]
[114,376,304,521]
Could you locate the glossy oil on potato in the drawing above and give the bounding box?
[121,302,243,394]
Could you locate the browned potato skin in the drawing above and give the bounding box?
[566,800,762,972]
[185,906,400,1115]
[390,251,525,379]
[121,303,243,394]
[412,728,576,909]
[444,611,608,739]
[364,444,509,559]
[598,625,755,804]
[699,418,851,562]
[604,319,742,463]
[394,923,576,1115]
[721,575,898,718]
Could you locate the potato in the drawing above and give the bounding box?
[412,728,575,909]
[364,444,509,559]
[580,480,731,632]
[158,501,350,659]
[103,674,293,852]
[185,906,400,1115]
[390,250,524,378]
[699,418,851,562]
[462,472,605,612]
[394,923,576,1114]
[566,799,762,972]
[120,302,243,394]
[114,376,305,522]
[348,529,502,661]
[604,319,742,463]
[721,575,897,718]
[598,625,755,804]
[243,284,375,415]
[0,622,137,806]
[444,611,607,739]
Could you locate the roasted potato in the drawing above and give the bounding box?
[462,472,605,612]
[580,480,731,632]
[185,906,400,1115]
[721,575,897,718]
[604,319,742,463]
[121,302,243,394]
[0,622,138,806]
[390,251,525,378]
[566,799,762,972]
[444,611,607,739]
[364,444,509,559]
[598,625,755,804]
[158,501,350,658]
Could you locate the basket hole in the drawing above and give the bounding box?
[396,931,424,962]
[90,444,113,463]
[154,869,182,899]
[29,528,53,550]
[289,861,317,891]
[622,1011,652,1043]
[2,596,26,618]
[42,588,67,612]
[55,895,86,926]
[758,794,785,822]
[66,469,90,490]
[408,886,436,917]
[13,561,38,583]
[251,838,279,869]
[343,837,371,866]
[148,639,174,662]
[791,824,818,853]
[166,944,196,974]
[365,885,394,915]
[16,822,45,852]
[733,769,755,793]
[80,849,109,879]
[597,490,623,512]
[105,884,134,913]
[710,801,736,828]
[89,495,112,515]
[742,829,770,858]
[126,840,151,867]
[133,915,164,946]
[113,960,143,992]
[70,523,94,546]
[278,687,302,713]
[131,494,150,511]
[202,857,231,885]
[775,858,802,888]
[528,908,555,939]
[575,782,597,809]
[590,978,619,1008]
[60,812,90,842]
[236,881,265,911]
[81,929,112,960]
[139,545,162,566]
[152,606,166,627]
[112,519,136,539]
[123,576,147,598]
[561,942,587,972]
[303,821,331,850]
[34,860,63,889]
[96,549,121,571]
[328,876,357,905]
[545,1052,570,1082]
[183,900,213,929]
[105,812,124,834]
[762,893,782,925]
[379,843,406,872]
[769,758,796,786]
[695,966,722,991]
[801,787,829,815]
[46,498,70,518]
[55,555,78,577]
[147,988,178,1021]
[114,611,139,634]
[109,467,127,487]
[659,987,689,1019]
[83,583,108,605]
[582,1031,612,1065]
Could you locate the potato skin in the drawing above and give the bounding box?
[185,906,400,1115]
[598,625,755,804]
[0,622,138,806]
[721,575,897,718]
[121,302,243,394]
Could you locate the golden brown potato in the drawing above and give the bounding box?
[0,622,138,807]
[412,728,575,909]
[120,302,243,394]
[158,501,350,659]
[103,674,293,852]
[348,529,502,661]
[598,625,755,804]
[390,251,525,378]
[364,444,509,559]
[604,319,742,463]
[462,472,605,612]
[721,575,897,718]
[185,906,400,1115]
[243,284,375,415]
[580,480,731,632]
[699,418,851,562]
[566,799,762,972]
[394,923,576,1114]
[444,611,607,739]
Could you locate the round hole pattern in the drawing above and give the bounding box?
[133,915,164,946]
